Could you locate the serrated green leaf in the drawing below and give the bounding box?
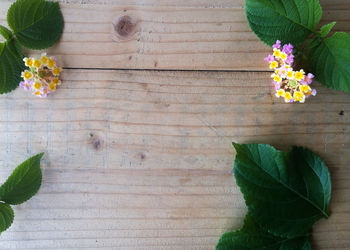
[309,32,350,93]
[216,213,311,250]
[0,153,44,205]
[245,0,322,46]
[233,143,331,238]
[7,0,63,50]
[0,203,14,233]
[0,38,25,94]
[319,22,336,37]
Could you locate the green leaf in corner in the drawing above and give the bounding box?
[309,32,350,93]
[0,153,44,205]
[319,22,336,38]
[216,213,311,250]
[7,0,63,50]
[0,203,14,233]
[245,0,322,46]
[0,38,25,94]
[233,143,331,238]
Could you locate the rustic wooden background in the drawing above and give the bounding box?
[0,0,349,249]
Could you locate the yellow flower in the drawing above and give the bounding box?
[280,52,287,61]
[23,57,33,67]
[22,70,33,80]
[33,81,42,90]
[52,77,61,85]
[47,58,56,69]
[287,70,294,79]
[273,74,282,83]
[284,92,292,102]
[33,59,41,68]
[270,61,278,69]
[300,85,311,93]
[53,67,62,76]
[49,82,56,91]
[35,91,41,96]
[273,49,281,58]
[295,71,304,81]
[41,55,48,65]
[294,91,305,103]
[275,89,285,98]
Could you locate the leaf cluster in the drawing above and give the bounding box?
[245,0,350,93]
[0,153,44,234]
[0,0,63,94]
[216,143,331,249]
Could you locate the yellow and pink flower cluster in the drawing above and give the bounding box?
[20,53,62,98]
[265,40,316,103]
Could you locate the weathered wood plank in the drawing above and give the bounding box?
[0,70,349,249]
[1,1,349,70]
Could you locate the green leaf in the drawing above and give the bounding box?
[216,213,311,250]
[0,25,13,41]
[309,32,350,93]
[7,0,63,50]
[0,38,25,94]
[0,203,14,233]
[319,22,336,38]
[233,143,331,238]
[0,153,44,205]
[245,0,322,46]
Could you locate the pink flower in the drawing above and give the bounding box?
[264,54,275,63]
[274,83,281,90]
[273,40,281,49]
[19,80,32,91]
[282,43,293,54]
[301,73,314,85]
[19,81,25,88]
[285,54,294,65]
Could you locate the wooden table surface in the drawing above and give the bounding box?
[0,0,349,249]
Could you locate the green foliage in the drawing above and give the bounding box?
[0,203,14,233]
[0,37,25,94]
[245,0,322,46]
[0,153,44,205]
[309,32,350,93]
[0,153,44,234]
[319,22,336,38]
[217,142,331,248]
[0,0,63,94]
[0,25,13,40]
[216,213,311,250]
[233,143,331,238]
[7,0,63,50]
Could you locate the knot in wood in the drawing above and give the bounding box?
[112,15,137,41]
[88,133,104,151]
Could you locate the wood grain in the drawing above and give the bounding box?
[1,0,349,70]
[0,70,349,249]
[0,0,350,249]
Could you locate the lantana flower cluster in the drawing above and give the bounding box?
[20,53,62,98]
[265,40,316,103]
